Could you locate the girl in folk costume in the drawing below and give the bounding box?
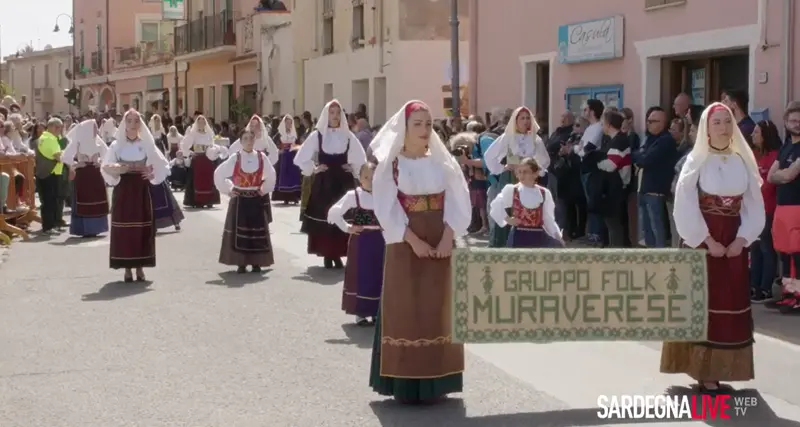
[149,114,169,154]
[327,162,384,326]
[662,102,765,392]
[489,157,563,247]
[100,118,117,145]
[101,109,170,282]
[272,115,303,204]
[62,119,109,237]
[166,125,183,160]
[148,117,185,232]
[213,129,276,273]
[484,106,549,248]
[368,100,471,403]
[229,115,279,223]
[180,115,225,208]
[294,100,366,269]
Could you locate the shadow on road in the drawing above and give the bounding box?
[205,270,271,288]
[293,266,343,286]
[324,323,374,348]
[47,236,105,246]
[81,281,153,301]
[370,387,799,426]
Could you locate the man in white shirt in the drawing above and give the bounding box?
[579,99,607,246]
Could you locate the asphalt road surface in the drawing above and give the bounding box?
[2,194,800,427]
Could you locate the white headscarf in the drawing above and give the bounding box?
[168,125,180,137]
[278,114,297,141]
[493,106,540,156]
[100,118,117,139]
[66,118,104,148]
[114,109,162,162]
[369,100,460,175]
[678,102,761,186]
[316,99,347,136]
[149,114,164,134]
[246,114,269,139]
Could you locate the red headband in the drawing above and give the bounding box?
[707,104,728,117]
[405,102,427,118]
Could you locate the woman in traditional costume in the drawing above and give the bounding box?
[484,106,549,247]
[180,115,224,208]
[214,128,276,273]
[489,157,562,247]
[327,162,383,326]
[100,118,117,145]
[62,119,109,237]
[229,115,278,222]
[272,115,303,204]
[368,100,471,403]
[662,102,765,392]
[298,111,315,221]
[101,109,170,282]
[149,114,169,154]
[167,125,183,159]
[294,100,366,269]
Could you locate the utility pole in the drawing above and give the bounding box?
[449,0,461,129]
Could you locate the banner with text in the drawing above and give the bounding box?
[451,248,708,343]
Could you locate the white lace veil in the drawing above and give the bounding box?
[678,102,761,186]
[279,114,298,140]
[246,114,269,139]
[316,100,346,136]
[369,100,460,175]
[114,109,162,161]
[149,114,164,134]
[67,118,104,147]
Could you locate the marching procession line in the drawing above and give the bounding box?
[198,199,800,424]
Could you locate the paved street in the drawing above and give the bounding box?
[2,196,800,427]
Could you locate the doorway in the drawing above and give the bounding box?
[661,49,749,111]
[373,77,387,124]
[522,56,551,134]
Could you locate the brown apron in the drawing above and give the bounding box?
[379,159,464,379]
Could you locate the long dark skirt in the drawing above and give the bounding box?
[219,192,274,267]
[169,165,188,189]
[506,227,562,248]
[660,205,753,381]
[342,230,385,317]
[369,210,463,400]
[110,173,156,269]
[183,154,220,207]
[70,166,109,236]
[272,149,302,203]
[488,172,515,248]
[151,182,185,229]
[300,169,354,257]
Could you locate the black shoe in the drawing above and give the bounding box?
[323,258,333,269]
[237,266,247,274]
[175,225,181,231]
[333,257,344,269]
[751,290,772,303]
[251,265,261,273]
[124,272,134,283]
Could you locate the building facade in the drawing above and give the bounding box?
[471,0,800,133]
[4,46,73,117]
[73,0,187,114]
[293,0,469,124]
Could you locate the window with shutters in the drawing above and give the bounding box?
[351,0,365,50]
[645,0,686,9]
[322,0,334,54]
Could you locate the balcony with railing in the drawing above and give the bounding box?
[114,38,174,71]
[175,10,236,57]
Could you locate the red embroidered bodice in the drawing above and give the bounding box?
[698,191,743,217]
[392,158,445,212]
[232,152,264,188]
[511,186,545,228]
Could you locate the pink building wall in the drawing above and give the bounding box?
[472,0,800,131]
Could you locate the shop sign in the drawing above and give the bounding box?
[558,16,624,64]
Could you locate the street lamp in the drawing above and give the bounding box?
[53,14,74,34]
